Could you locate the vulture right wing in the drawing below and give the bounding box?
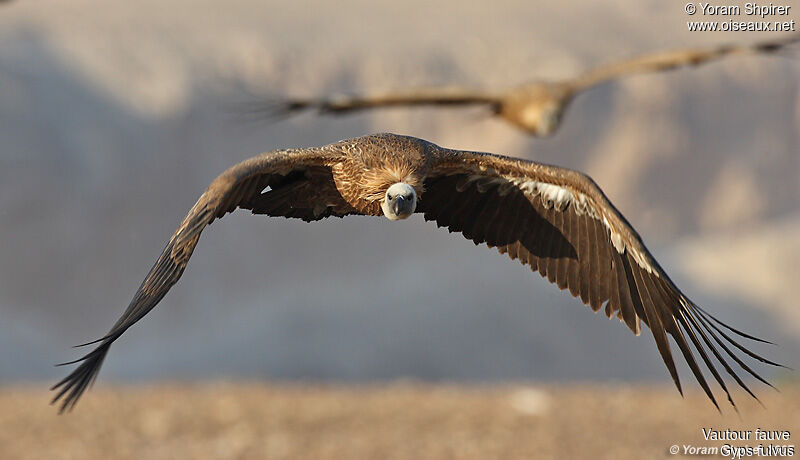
[572,33,800,90]
[421,147,784,410]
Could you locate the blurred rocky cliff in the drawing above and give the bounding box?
[0,0,797,384]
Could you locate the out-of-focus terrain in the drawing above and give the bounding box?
[2,383,798,460]
[0,0,797,387]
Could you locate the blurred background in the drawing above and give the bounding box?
[0,0,798,458]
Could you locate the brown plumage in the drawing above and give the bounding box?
[257,34,799,136]
[52,133,781,413]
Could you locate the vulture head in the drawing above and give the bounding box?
[381,182,417,220]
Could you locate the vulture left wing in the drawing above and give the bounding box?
[52,147,356,412]
[420,148,782,409]
[256,87,501,121]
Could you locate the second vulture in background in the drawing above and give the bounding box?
[255,34,799,136]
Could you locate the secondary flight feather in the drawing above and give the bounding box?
[255,34,799,136]
[53,133,781,413]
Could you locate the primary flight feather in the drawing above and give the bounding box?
[52,133,780,412]
[256,34,799,136]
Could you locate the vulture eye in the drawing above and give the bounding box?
[387,194,393,200]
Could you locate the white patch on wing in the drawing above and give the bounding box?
[458,173,656,275]
[610,231,625,253]
[513,179,575,213]
[572,193,599,219]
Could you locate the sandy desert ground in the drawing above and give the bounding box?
[2,382,798,460]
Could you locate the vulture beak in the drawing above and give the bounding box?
[393,195,407,216]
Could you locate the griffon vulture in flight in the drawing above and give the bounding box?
[53,133,780,413]
[257,35,799,136]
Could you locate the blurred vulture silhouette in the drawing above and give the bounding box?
[53,133,780,413]
[256,34,799,136]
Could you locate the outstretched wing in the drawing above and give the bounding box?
[260,87,500,119]
[421,147,783,410]
[572,33,800,90]
[52,147,357,412]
